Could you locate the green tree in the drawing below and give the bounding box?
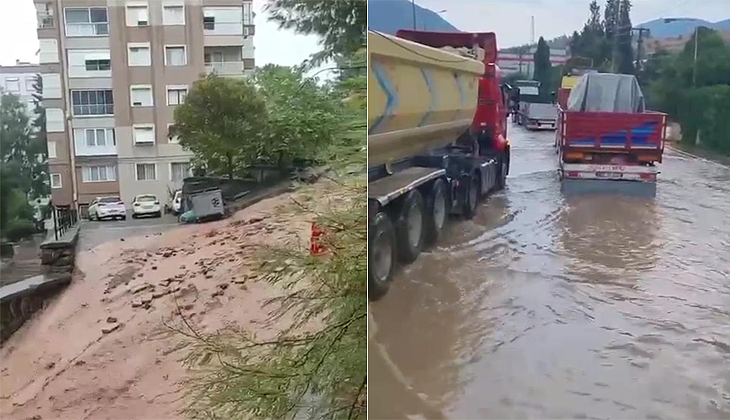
[254,65,342,168]
[533,37,552,100]
[265,0,367,66]
[173,76,268,179]
[30,74,49,200]
[569,2,611,70]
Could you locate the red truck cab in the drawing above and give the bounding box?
[395,30,509,152]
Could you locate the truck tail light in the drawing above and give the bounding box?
[565,152,584,160]
[639,173,656,181]
[566,171,580,178]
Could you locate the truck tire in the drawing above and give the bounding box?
[462,171,481,220]
[368,211,396,300]
[423,179,449,246]
[395,190,425,263]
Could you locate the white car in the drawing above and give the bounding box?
[132,194,162,218]
[172,190,182,215]
[88,197,126,221]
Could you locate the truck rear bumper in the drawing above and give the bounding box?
[560,163,658,182]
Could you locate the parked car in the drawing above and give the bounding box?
[88,197,126,221]
[172,190,182,215]
[132,194,162,218]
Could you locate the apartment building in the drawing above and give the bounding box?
[35,0,255,213]
[0,61,42,119]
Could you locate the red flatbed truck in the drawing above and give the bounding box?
[556,73,667,192]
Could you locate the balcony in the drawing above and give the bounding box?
[37,13,55,29]
[205,61,245,76]
[204,46,247,77]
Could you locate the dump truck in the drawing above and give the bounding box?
[368,29,510,299]
[556,73,666,192]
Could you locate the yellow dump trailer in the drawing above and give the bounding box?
[367,30,485,168]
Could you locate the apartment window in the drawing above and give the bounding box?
[65,7,108,36]
[71,90,114,116]
[170,162,190,182]
[82,165,116,182]
[125,2,149,26]
[128,43,151,66]
[133,125,155,144]
[47,141,57,158]
[85,58,110,71]
[165,46,187,66]
[130,85,153,107]
[50,173,62,188]
[243,2,252,25]
[163,3,185,25]
[36,3,55,28]
[136,163,156,180]
[82,128,114,146]
[167,123,180,143]
[42,74,61,98]
[25,77,35,92]
[166,86,187,106]
[4,78,20,92]
[203,14,215,30]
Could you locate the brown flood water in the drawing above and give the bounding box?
[369,125,730,419]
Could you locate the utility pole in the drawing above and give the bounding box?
[530,16,535,44]
[411,0,417,30]
[632,27,650,71]
[611,2,620,72]
[693,26,700,86]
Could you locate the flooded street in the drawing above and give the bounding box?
[369,124,730,419]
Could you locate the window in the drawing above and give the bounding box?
[39,39,58,63]
[167,123,180,143]
[25,77,35,92]
[166,86,187,106]
[47,141,57,158]
[4,78,20,92]
[127,43,151,66]
[136,163,156,180]
[46,108,64,132]
[130,85,153,107]
[85,58,110,71]
[82,128,114,146]
[243,2,252,25]
[82,165,116,182]
[170,162,191,182]
[126,2,149,26]
[50,173,62,188]
[36,3,55,28]
[163,3,185,25]
[42,74,61,98]
[65,7,108,36]
[71,90,113,115]
[203,15,215,30]
[133,125,155,144]
[165,46,186,66]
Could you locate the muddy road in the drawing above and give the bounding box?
[369,124,730,419]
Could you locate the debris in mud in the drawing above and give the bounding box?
[151,266,158,270]
[120,238,125,242]
[102,323,121,334]
[132,283,153,294]
[45,362,55,370]
[106,317,117,323]
[217,283,229,290]
[211,290,224,298]
[152,290,170,299]
[74,360,86,366]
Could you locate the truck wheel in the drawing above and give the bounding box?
[462,171,481,220]
[395,190,425,263]
[369,211,396,300]
[423,179,448,246]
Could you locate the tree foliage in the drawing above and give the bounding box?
[569,0,633,74]
[173,76,268,179]
[265,0,367,67]
[533,37,552,100]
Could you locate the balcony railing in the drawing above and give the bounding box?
[205,61,245,75]
[37,14,55,29]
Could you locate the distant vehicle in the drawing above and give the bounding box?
[132,194,162,218]
[514,80,557,130]
[172,190,182,215]
[88,197,126,221]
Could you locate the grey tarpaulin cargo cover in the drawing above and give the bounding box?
[567,73,646,113]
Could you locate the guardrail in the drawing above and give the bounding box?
[52,206,78,241]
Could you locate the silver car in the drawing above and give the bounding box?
[88,196,126,221]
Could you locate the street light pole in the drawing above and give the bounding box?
[693,26,699,86]
[412,0,417,30]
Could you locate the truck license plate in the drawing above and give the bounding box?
[596,172,623,179]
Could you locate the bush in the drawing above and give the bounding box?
[3,219,36,242]
[678,85,730,153]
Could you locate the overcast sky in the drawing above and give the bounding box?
[0,0,321,67]
[415,0,730,48]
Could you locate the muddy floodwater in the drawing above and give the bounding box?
[369,124,730,420]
